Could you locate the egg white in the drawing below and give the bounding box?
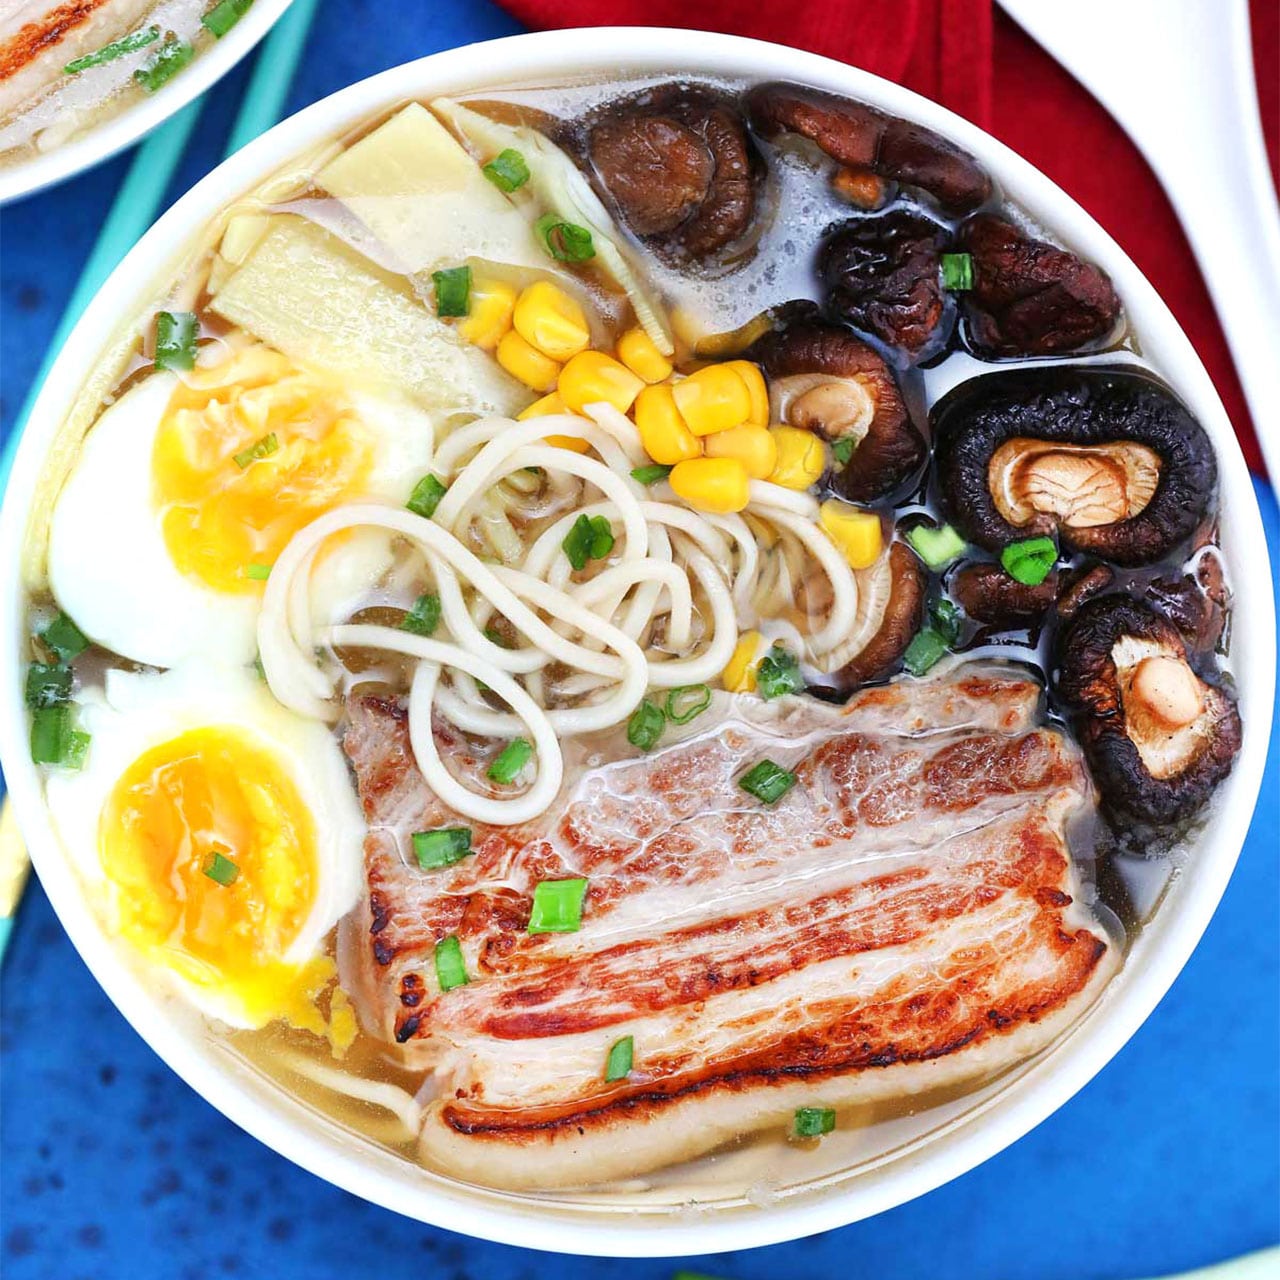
[46,366,435,669]
[45,663,367,1027]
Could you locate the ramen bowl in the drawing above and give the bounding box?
[0,0,294,205]
[0,28,1273,1257]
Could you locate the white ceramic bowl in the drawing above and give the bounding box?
[0,28,1273,1258]
[0,0,294,205]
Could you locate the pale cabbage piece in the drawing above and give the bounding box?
[430,97,675,356]
[208,214,530,417]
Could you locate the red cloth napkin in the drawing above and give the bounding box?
[495,0,1279,473]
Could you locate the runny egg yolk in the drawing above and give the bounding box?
[100,725,325,1027]
[152,345,374,593]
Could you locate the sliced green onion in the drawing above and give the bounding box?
[831,437,856,466]
[30,706,89,768]
[483,624,511,649]
[64,25,159,73]
[604,1035,634,1082]
[201,848,240,887]
[562,513,615,571]
[535,214,595,263]
[434,935,469,991]
[905,523,967,570]
[941,252,974,291]
[931,597,962,646]
[201,0,254,38]
[630,463,673,485]
[244,563,272,581]
[1000,536,1058,586]
[527,878,589,934]
[488,738,533,785]
[664,684,711,725]
[401,593,441,637]
[483,148,530,193]
[739,759,796,805]
[232,432,278,470]
[133,38,195,93]
[407,474,448,519]
[40,612,89,661]
[432,265,472,318]
[25,663,72,709]
[413,827,473,870]
[903,627,949,676]
[755,645,804,701]
[626,699,665,752]
[154,310,198,371]
[792,1106,836,1138]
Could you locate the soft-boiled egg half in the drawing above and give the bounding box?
[45,663,366,1030]
[47,341,435,669]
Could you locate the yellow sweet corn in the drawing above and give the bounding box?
[722,630,762,692]
[512,281,591,361]
[672,364,752,436]
[723,359,769,426]
[616,327,674,384]
[668,457,751,514]
[767,425,826,490]
[634,383,700,465]
[558,350,645,415]
[704,423,777,480]
[497,329,560,391]
[457,277,517,351]
[517,392,589,453]
[820,500,884,569]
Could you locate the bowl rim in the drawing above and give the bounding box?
[0,26,1274,1258]
[0,0,295,207]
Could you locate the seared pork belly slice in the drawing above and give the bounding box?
[340,666,1114,1189]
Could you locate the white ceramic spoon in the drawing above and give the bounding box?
[997,0,1280,479]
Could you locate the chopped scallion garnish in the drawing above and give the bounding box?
[154,310,198,371]
[407,474,448,519]
[232,432,278,469]
[201,848,239,887]
[64,25,160,73]
[40,612,89,661]
[905,523,967,570]
[664,684,711,725]
[201,0,254,39]
[604,1035,634,1082]
[401,593,441,636]
[903,627,949,676]
[940,252,974,291]
[25,663,72,709]
[755,645,804,700]
[630,464,672,485]
[1000,536,1058,586]
[488,737,533,785]
[244,563,272,581]
[562,513,615,571]
[738,759,796,805]
[30,705,89,769]
[133,37,195,93]
[482,148,530,193]
[412,827,473,870]
[535,213,595,263]
[831,437,856,466]
[626,699,665,752]
[792,1106,836,1138]
[931,597,962,646]
[527,878,589,934]
[432,265,472,317]
[434,935,469,991]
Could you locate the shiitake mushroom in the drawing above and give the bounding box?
[931,366,1215,567]
[951,562,1058,628]
[748,319,927,503]
[1054,594,1241,823]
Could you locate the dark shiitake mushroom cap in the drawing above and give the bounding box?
[586,86,760,265]
[952,562,1057,628]
[748,319,927,503]
[746,81,992,214]
[958,215,1123,358]
[823,542,927,687]
[931,365,1216,567]
[1054,594,1241,824]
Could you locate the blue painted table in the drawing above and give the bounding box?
[1,2,1277,1275]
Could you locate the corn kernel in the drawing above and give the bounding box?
[669,457,751,514]
[704,423,777,480]
[723,360,769,426]
[558,350,645,415]
[722,630,762,692]
[767,425,826,490]
[819,500,884,569]
[458,277,517,351]
[616,327,674,383]
[513,281,591,361]
[634,383,700,465]
[672,365,753,436]
[497,330,560,391]
[517,392,590,453]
